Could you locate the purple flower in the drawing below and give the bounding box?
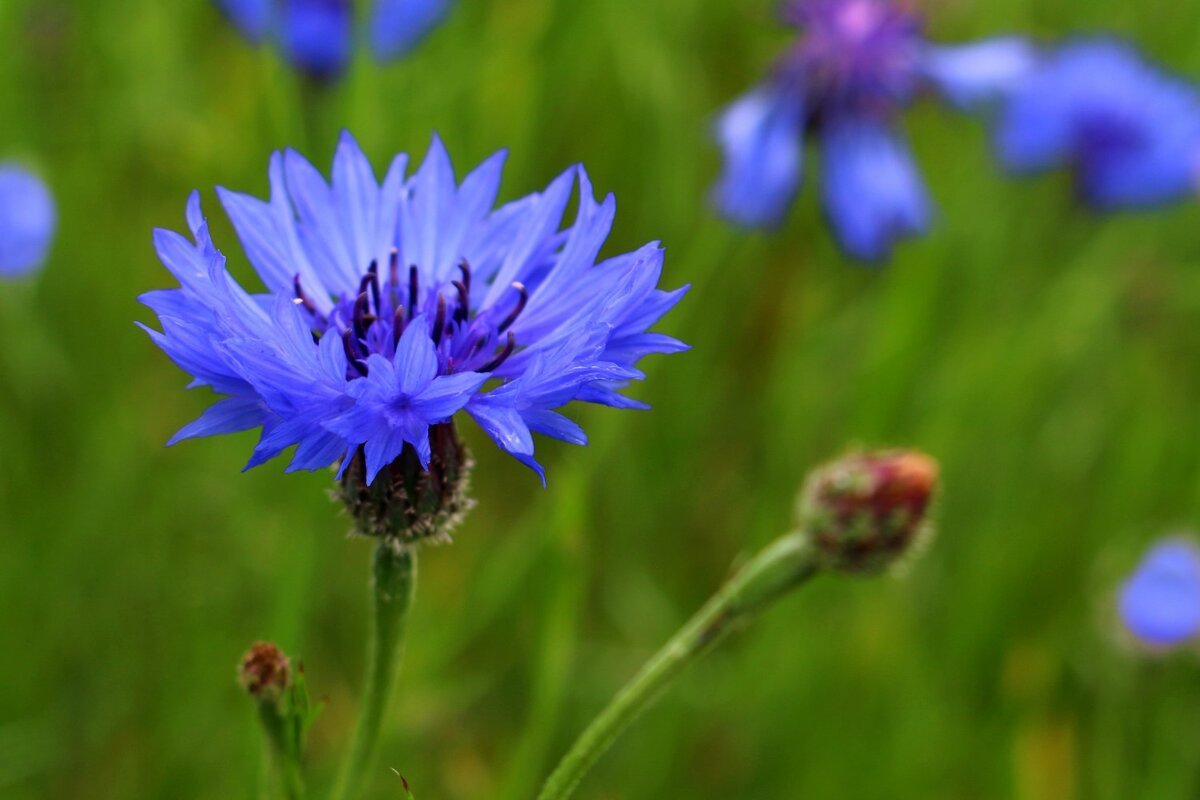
[215,0,450,79]
[712,0,1033,262]
[1119,538,1200,649]
[994,40,1200,211]
[140,133,688,485]
[0,165,56,278]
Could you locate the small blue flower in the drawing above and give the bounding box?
[1119,538,1200,649]
[994,40,1200,211]
[712,0,1034,262]
[370,0,451,62]
[214,0,452,79]
[0,165,56,278]
[281,0,353,80]
[140,133,687,485]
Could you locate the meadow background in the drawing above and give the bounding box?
[3,0,1200,797]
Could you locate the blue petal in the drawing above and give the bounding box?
[282,0,353,80]
[820,117,931,263]
[921,37,1037,109]
[712,84,805,228]
[0,165,55,277]
[393,315,438,395]
[413,372,489,420]
[215,0,272,42]
[370,0,452,61]
[168,396,265,445]
[1119,539,1200,648]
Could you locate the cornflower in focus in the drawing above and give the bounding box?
[140,133,687,542]
[993,40,1200,211]
[0,164,55,278]
[214,0,452,80]
[712,0,1032,262]
[1118,537,1200,649]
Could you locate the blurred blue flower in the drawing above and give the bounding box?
[1119,538,1200,649]
[281,0,353,80]
[140,133,687,485]
[214,0,451,79]
[994,40,1200,211]
[712,0,1033,262]
[0,165,56,278]
[370,0,451,62]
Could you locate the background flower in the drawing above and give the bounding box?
[0,164,55,278]
[712,0,1034,262]
[994,39,1200,210]
[1118,538,1200,649]
[214,0,453,79]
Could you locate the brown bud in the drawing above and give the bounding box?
[798,450,939,574]
[238,642,292,703]
[339,422,475,545]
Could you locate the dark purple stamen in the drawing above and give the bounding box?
[364,261,382,313]
[293,274,317,314]
[498,282,528,333]
[408,265,419,318]
[432,295,447,345]
[458,259,472,294]
[480,331,516,373]
[393,306,406,347]
[353,292,373,341]
[342,329,369,376]
[451,280,470,323]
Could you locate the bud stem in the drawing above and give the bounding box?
[257,701,307,800]
[331,542,418,800]
[536,533,819,800]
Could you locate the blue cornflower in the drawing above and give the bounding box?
[1119,538,1200,649]
[140,133,688,489]
[215,0,451,80]
[0,165,56,278]
[712,0,1033,262]
[994,40,1200,211]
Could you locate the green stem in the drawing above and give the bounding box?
[536,533,820,800]
[331,542,418,800]
[256,700,307,800]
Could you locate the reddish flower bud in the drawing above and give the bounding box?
[798,450,939,573]
[238,641,292,703]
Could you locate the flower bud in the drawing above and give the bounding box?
[797,450,939,574]
[238,641,292,704]
[339,422,475,545]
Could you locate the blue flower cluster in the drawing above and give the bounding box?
[713,0,1200,262]
[140,134,688,485]
[215,0,451,79]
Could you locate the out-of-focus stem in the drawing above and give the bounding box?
[536,533,819,800]
[331,542,418,800]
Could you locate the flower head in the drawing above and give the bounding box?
[238,641,293,702]
[713,0,1033,262]
[0,164,56,278]
[215,0,450,79]
[140,134,687,508]
[797,449,939,573]
[994,40,1200,210]
[1118,538,1200,649]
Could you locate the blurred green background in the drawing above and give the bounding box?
[4,0,1200,797]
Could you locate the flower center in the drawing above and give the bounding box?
[787,0,923,115]
[293,250,527,380]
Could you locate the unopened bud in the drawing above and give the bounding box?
[238,642,292,703]
[339,422,475,545]
[798,450,939,574]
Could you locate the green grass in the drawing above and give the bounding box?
[3,0,1200,797]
